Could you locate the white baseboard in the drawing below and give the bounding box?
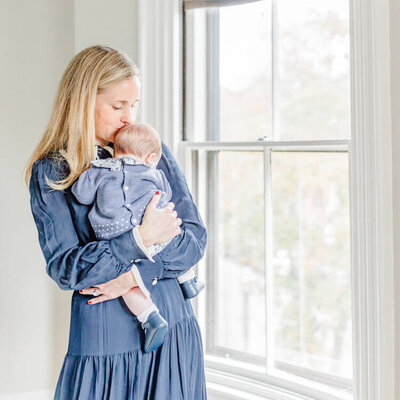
[0,390,53,400]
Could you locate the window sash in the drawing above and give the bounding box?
[183,140,352,399]
[184,1,351,143]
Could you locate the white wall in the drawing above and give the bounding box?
[390,0,400,397]
[74,0,139,59]
[0,0,75,397]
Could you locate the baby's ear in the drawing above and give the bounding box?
[145,152,157,164]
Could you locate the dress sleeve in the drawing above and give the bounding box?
[29,159,161,291]
[158,169,173,206]
[133,142,207,292]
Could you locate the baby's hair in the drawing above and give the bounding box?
[114,122,162,161]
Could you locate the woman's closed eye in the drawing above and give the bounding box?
[112,104,137,111]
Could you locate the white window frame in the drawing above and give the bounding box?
[137,0,395,399]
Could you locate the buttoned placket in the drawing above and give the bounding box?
[122,164,141,227]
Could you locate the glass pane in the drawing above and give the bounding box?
[277,0,351,140]
[185,1,350,142]
[214,151,266,357]
[271,151,352,378]
[218,1,272,141]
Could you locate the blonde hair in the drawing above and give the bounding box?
[24,45,140,190]
[114,122,162,162]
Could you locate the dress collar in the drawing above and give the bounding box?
[90,155,151,171]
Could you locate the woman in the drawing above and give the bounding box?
[25,45,207,399]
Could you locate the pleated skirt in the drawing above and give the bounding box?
[54,278,207,400]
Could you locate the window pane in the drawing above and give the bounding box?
[186,0,350,142]
[271,151,352,378]
[277,0,351,140]
[213,151,266,357]
[219,2,272,142]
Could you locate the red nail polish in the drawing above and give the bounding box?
[88,301,92,304]
[156,191,160,195]
[79,290,82,293]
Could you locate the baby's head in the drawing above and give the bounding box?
[114,122,162,166]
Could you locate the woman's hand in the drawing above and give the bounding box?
[79,270,137,305]
[138,193,182,247]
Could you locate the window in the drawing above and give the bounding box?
[183,0,352,398]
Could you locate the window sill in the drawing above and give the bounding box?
[206,368,311,400]
[205,361,352,400]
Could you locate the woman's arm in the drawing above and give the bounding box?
[133,142,207,291]
[29,159,162,291]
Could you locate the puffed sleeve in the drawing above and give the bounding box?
[70,168,98,205]
[29,158,161,291]
[133,142,207,291]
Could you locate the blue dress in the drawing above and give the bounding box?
[29,143,208,400]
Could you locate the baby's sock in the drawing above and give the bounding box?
[137,303,159,324]
[177,269,196,284]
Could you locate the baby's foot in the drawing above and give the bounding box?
[141,311,168,352]
[180,276,205,299]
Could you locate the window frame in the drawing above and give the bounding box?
[184,2,353,396]
[136,0,396,398]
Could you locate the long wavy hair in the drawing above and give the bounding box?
[24,45,140,190]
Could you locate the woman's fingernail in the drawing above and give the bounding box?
[79,290,82,293]
[155,191,160,195]
[88,301,92,304]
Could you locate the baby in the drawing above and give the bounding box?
[71,122,204,352]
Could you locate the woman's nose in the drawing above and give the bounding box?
[121,108,133,124]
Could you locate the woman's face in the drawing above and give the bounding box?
[94,76,141,146]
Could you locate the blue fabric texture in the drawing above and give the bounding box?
[29,143,208,399]
[71,156,172,240]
